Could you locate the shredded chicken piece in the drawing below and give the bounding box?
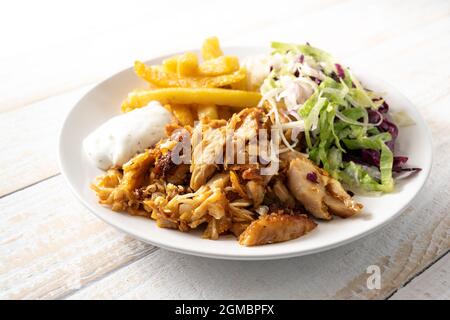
[324,179,363,218]
[153,151,190,185]
[206,172,230,189]
[245,180,265,207]
[229,171,248,199]
[272,178,296,208]
[241,167,262,180]
[233,108,263,141]
[229,203,255,222]
[230,222,251,237]
[287,156,362,220]
[190,123,226,191]
[91,150,156,214]
[166,164,190,185]
[226,108,266,166]
[121,150,155,191]
[239,212,317,246]
[203,215,232,240]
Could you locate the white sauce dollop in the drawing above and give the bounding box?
[241,54,272,91]
[83,101,173,170]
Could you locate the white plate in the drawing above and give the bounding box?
[58,46,432,260]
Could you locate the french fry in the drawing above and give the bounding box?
[177,52,198,77]
[230,67,248,90]
[134,61,246,88]
[198,56,239,76]
[171,104,195,126]
[197,104,219,120]
[162,56,178,73]
[201,36,223,60]
[122,88,261,112]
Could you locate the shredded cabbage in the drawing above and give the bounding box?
[391,111,416,127]
[256,41,412,193]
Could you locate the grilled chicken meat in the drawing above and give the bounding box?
[287,156,363,220]
[323,179,363,218]
[239,212,317,246]
[245,180,265,207]
[272,178,296,208]
[232,108,263,140]
[226,108,266,166]
[190,124,226,191]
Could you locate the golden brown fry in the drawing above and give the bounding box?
[177,52,198,77]
[134,61,246,88]
[171,104,195,126]
[198,56,239,76]
[230,67,248,90]
[122,88,261,112]
[201,36,223,60]
[197,104,219,120]
[162,56,178,73]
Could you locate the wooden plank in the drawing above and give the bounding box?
[389,252,450,300]
[0,86,92,197]
[0,175,155,300]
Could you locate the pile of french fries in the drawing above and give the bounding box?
[121,37,261,126]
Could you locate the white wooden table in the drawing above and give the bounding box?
[1,0,449,300]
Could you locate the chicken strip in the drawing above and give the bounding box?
[287,156,363,220]
[226,107,266,166]
[272,178,296,209]
[324,179,363,218]
[239,213,317,246]
[245,180,265,207]
[190,124,226,191]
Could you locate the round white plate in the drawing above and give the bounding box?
[58,46,432,260]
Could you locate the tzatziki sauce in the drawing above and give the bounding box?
[83,101,173,170]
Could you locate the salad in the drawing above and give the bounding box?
[255,42,419,193]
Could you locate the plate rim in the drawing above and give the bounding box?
[58,46,433,260]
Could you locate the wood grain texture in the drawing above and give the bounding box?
[0,176,155,299]
[389,252,450,300]
[0,86,91,197]
[0,0,449,299]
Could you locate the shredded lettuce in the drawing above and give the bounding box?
[342,132,391,150]
[270,41,399,193]
[262,41,406,193]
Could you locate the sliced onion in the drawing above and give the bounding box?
[335,109,381,127]
[281,120,305,130]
